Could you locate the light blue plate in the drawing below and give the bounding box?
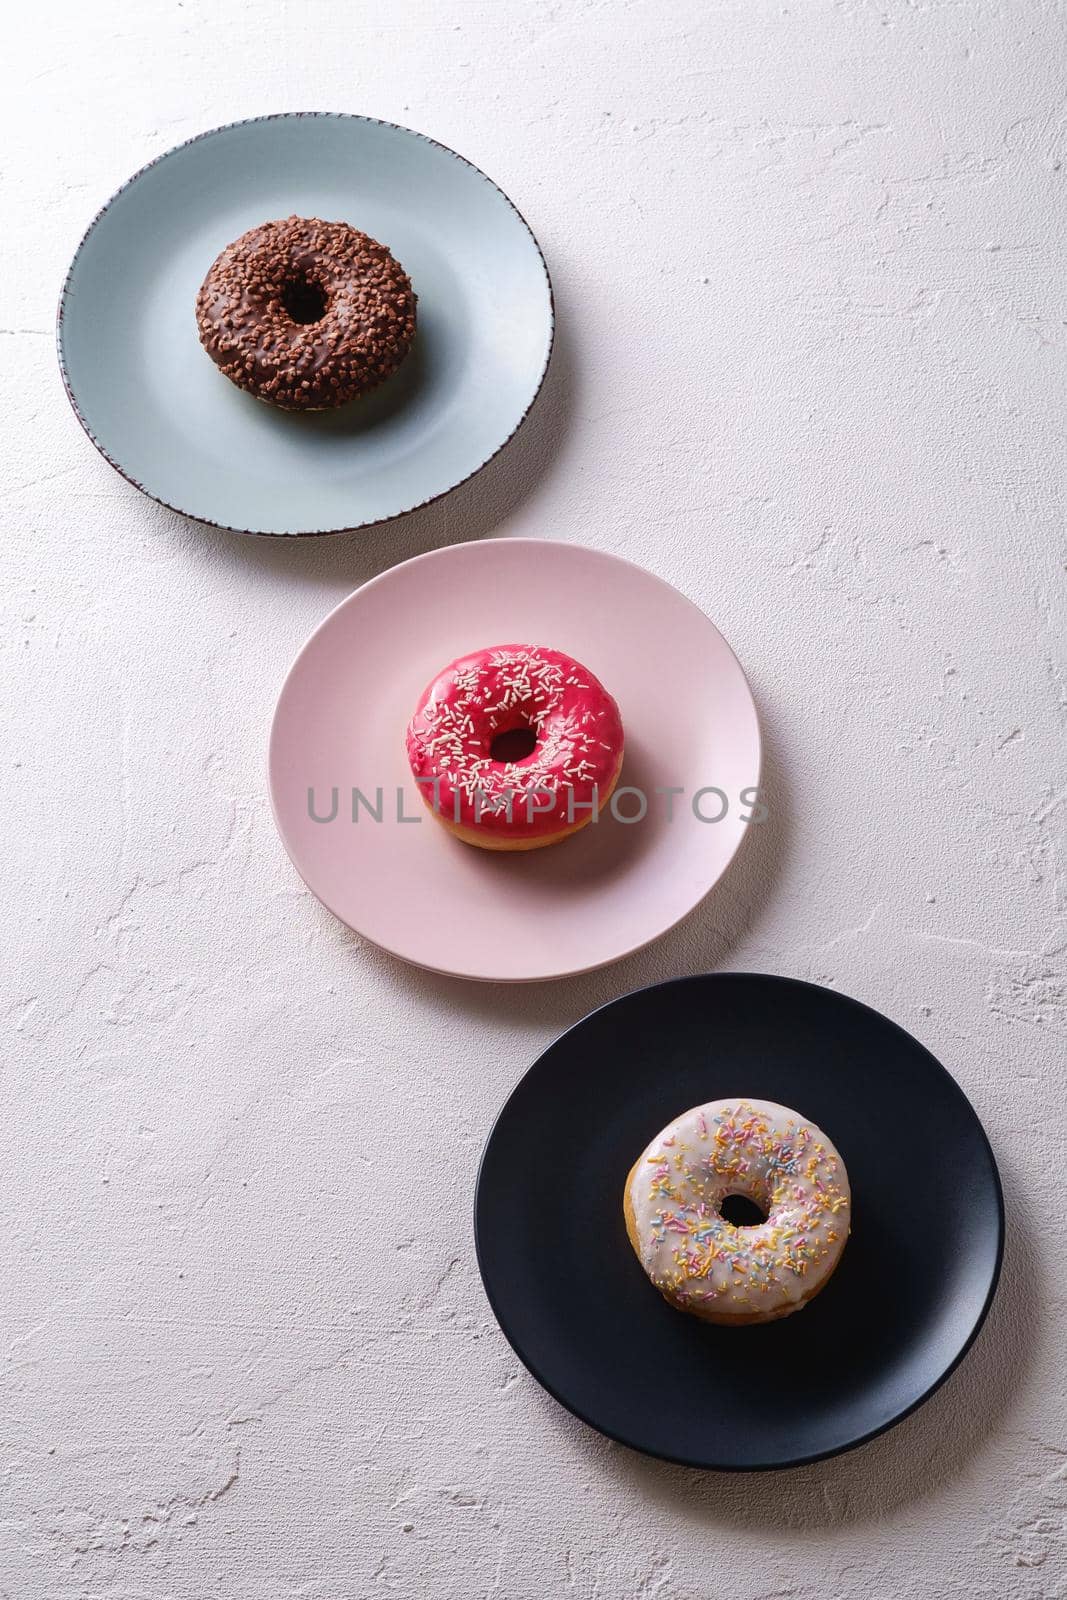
[58,114,554,536]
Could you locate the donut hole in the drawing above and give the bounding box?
[490,724,538,764]
[282,274,329,325]
[720,1193,767,1228]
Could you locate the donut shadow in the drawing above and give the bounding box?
[449,737,663,897]
[279,331,435,438]
[544,1149,1038,1527]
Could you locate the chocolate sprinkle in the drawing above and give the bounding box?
[195,215,417,410]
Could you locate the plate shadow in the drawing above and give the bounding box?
[353,699,790,1025]
[541,1149,1035,1520]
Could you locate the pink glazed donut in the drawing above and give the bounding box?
[405,644,625,851]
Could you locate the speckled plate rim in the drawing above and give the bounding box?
[474,972,1006,1470]
[56,111,555,538]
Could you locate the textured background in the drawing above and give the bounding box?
[2,1,1065,1596]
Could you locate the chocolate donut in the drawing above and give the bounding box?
[195,216,416,410]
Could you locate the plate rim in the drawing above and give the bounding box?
[55,110,556,538]
[267,537,763,982]
[473,970,1006,1469]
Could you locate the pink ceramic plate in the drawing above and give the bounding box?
[268,540,761,981]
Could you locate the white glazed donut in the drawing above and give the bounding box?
[624,1097,851,1325]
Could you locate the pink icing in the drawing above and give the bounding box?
[405,644,625,841]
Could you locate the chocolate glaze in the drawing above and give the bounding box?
[195,215,416,410]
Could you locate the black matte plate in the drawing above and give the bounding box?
[475,974,1003,1469]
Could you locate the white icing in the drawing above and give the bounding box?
[628,1097,851,1321]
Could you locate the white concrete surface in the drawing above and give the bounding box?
[2,1,1065,1595]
